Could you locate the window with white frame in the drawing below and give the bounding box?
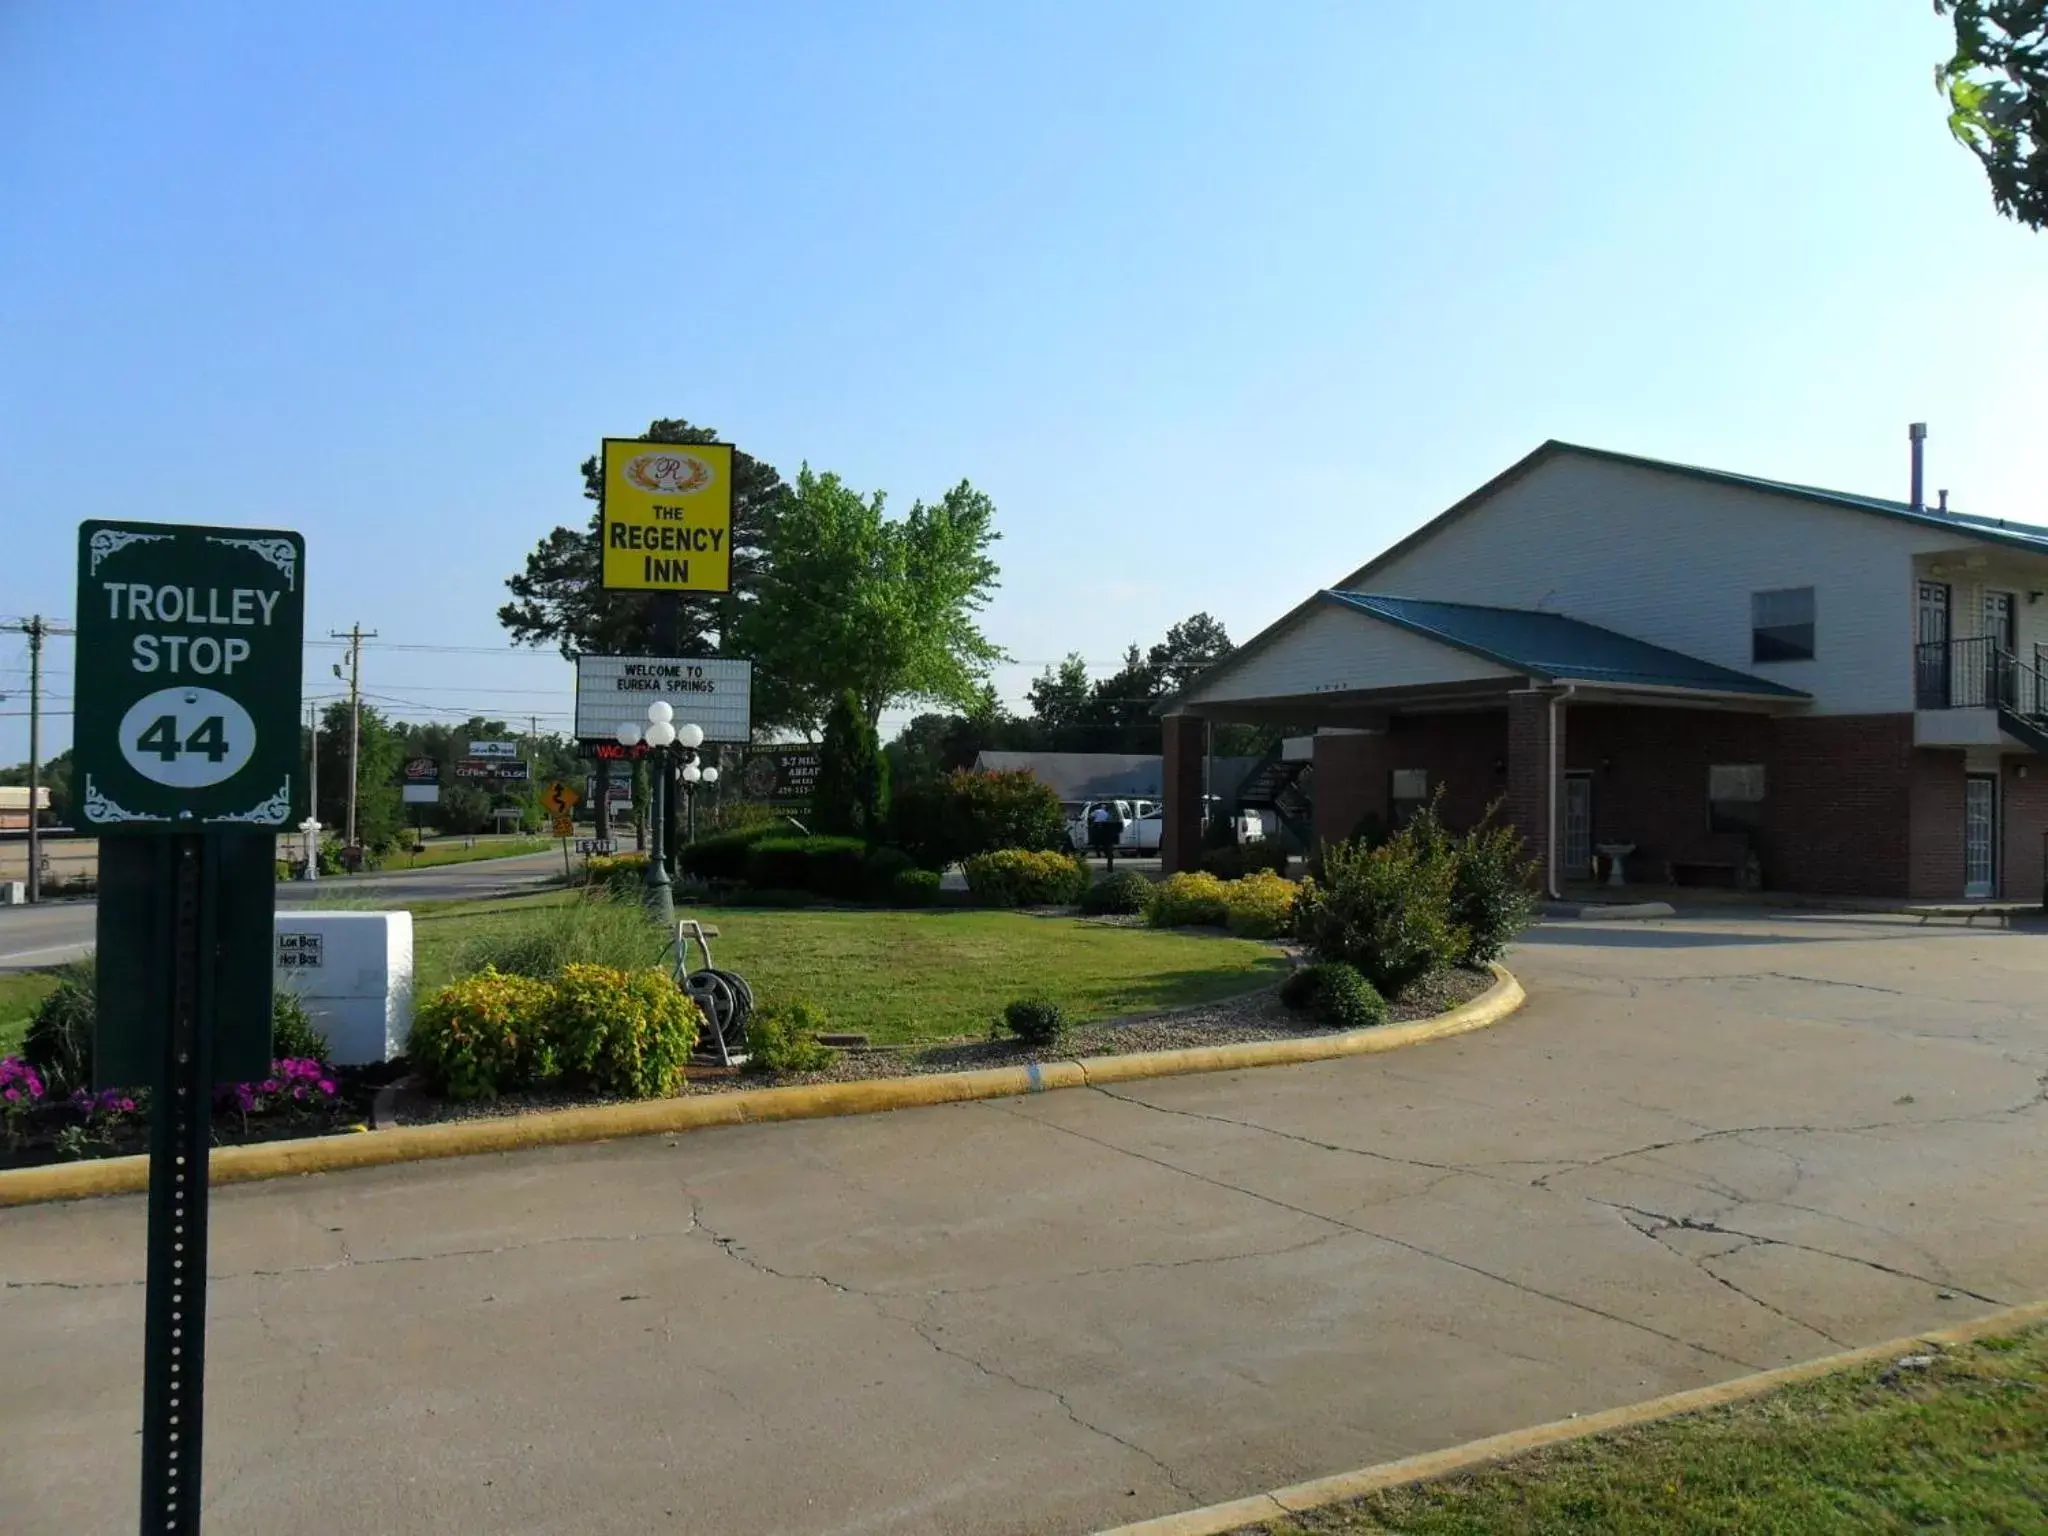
[1708,763,1766,835]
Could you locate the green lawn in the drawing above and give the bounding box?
[407,893,1285,1044]
[364,835,553,872]
[0,971,62,1058]
[1253,1324,2048,1535]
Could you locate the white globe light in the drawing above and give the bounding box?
[614,722,641,748]
[681,762,702,785]
[646,700,674,725]
[699,766,719,786]
[645,720,677,748]
[676,722,705,749]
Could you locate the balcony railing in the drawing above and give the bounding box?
[1915,636,2048,715]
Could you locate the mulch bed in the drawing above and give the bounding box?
[381,964,1496,1126]
[2,968,1497,1161]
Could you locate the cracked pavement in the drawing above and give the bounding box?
[4,910,2046,1534]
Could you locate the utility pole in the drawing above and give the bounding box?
[305,699,322,880]
[5,616,72,904]
[330,625,376,849]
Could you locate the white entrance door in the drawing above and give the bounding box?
[1563,774,1593,883]
[1964,774,1997,899]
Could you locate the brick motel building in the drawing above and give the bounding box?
[1158,437,2048,902]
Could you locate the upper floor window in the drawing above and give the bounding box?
[1752,587,1815,662]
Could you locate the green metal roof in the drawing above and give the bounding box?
[1322,592,1810,699]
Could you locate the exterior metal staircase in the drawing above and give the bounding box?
[1915,637,2048,755]
[1231,739,1316,850]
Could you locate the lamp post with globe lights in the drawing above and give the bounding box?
[616,702,717,926]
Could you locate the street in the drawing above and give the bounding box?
[0,850,566,972]
[4,912,2044,1535]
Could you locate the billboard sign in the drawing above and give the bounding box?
[468,741,520,759]
[741,746,819,808]
[599,438,735,593]
[575,655,751,743]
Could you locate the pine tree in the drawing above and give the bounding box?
[812,690,888,840]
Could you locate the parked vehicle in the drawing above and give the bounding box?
[1069,799,1261,851]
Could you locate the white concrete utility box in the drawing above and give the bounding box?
[272,910,414,1065]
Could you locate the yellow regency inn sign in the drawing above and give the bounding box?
[599,438,735,593]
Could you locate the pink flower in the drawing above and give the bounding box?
[3,1088,17,1104]
[317,1079,337,1095]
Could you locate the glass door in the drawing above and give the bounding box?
[1917,581,1950,707]
[1964,774,1997,899]
[1563,773,1593,883]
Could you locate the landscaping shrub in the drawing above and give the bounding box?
[586,851,649,899]
[1278,961,1388,1031]
[271,990,330,1063]
[22,957,96,1095]
[1290,825,1466,998]
[1199,841,1289,880]
[744,998,836,1074]
[1221,870,1298,939]
[812,690,890,841]
[1449,813,1538,964]
[1001,997,1069,1051]
[407,968,557,1100]
[963,848,1088,907]
[744,835,870,898]
[892,867,943,907]
[1145,871,1230,928]
[680,826,779,882]
[1079,869,1152,916]
[892,769,1068,870]
[453,893,664,980]
[545,964,698,1099]
[862,845,918,898]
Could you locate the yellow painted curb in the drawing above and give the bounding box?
[0,964,1523,1209]
[1092,1295,2048,1536]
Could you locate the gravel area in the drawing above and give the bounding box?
[386,965,1498,1122]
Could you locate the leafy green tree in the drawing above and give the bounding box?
[1937,1,2047,229]
[310,701,405,850]
[735,468,1005,733]
[1027,654,1093,735]
[811,690,889,840]
[436,782,494,835]
[498,417,792,707]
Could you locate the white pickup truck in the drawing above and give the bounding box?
[1069,799,1262,852]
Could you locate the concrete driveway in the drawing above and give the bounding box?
[4,913,2044,1534]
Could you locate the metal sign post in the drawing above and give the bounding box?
[74,520,305,1535]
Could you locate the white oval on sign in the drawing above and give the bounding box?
[118,688,257,788]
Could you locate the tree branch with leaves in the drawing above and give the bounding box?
[1936,0,2047,229]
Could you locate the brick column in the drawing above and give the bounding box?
[1312,730,1390,846]
[1161,714,1206,874]
[1507,690,1563,895]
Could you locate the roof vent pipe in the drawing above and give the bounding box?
[1909,422,1927,513]
[1938,488,1949,512]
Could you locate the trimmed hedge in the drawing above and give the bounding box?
[963,848,1088,907]
[744,835,869,899]
[892,867,943,906]
[1278,961,1388,1030]
[680,825,782,883]
[1145,871,1231,928]
[1002,997,1069,1050]
[1079,869,1152,916]
[1199,841,1289,880]
[408,964,698,1101]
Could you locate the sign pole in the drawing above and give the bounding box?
[138,833,215,1534]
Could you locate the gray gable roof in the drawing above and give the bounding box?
[973,751,1264,803]
[1322,592,1809,698]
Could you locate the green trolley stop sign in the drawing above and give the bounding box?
[74,522,305,830]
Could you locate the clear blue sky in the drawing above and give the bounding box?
[3,1,2040,763]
